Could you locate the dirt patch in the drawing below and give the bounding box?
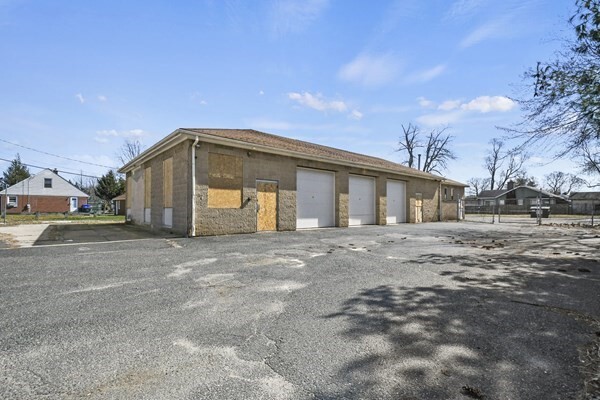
[0,232,18,248]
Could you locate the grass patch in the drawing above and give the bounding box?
[0,213,125,225]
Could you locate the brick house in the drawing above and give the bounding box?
[1,169,89,214]
[118,129,467,236]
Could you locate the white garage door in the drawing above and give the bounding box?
[349,175,375,226]
[296,168,335,229]
[386,180,406,224]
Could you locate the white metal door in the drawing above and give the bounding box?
[349,175,375,226]
[386,180,406,224]
[296,168,335,229]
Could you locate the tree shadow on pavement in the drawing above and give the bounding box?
[320,251,600,400]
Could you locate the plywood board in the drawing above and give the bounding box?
[144,166,152,207]
[126,176,132,208]
[257,181,277,231]
[208,153,243,208]
[163,158,173,208]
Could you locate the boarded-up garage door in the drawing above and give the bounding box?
[296,168,335,229]
[386,180,406,224]
[349,175,375,226]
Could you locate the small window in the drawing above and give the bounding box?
[444,187,448,200]
[450,188,454,200]
[518,199,524,206]
[44,178,52,188]
[7,196,17,206]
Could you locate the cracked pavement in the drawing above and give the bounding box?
[1,222,599,399]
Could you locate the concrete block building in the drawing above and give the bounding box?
[118,129,466,236]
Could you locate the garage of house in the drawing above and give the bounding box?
[119,129,466,236]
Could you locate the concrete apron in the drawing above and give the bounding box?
[0,223,51,248]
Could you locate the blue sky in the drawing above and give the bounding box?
[0,0,578,188]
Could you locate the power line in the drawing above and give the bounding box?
[0,157,102,179]
[0,138,119,169]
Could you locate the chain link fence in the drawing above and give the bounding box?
[464,203,598,226]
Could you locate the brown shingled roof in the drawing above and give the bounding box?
[181,128,438,180]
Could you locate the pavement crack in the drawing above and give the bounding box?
[509,299,600,327]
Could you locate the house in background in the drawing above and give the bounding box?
[570,192,600,214]
[1,169,89,214]
[112,193,126,215]
[119,128,467,236]
[468,181,570,214]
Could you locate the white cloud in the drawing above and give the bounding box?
[460,96,515,112]
[126,129,145,137]
[75,93,85,104]
[408,64,446,83]
[445,0,486,20]
[417,111,464,126]
[97,95,107,102]
[270,0,329,36]
[350,110,363,120]
[288,92,347,112]
[460,20,506,48]
[259,90,265,95]
[417,96,435,108]
[417,95,516,126]
[94,137,109,144]
[338,53,401,87]
[438,99,462,111]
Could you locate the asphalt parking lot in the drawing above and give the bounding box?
[1,222,599,399]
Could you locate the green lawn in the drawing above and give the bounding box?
[0,213,125,225]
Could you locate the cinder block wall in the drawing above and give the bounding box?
[405,178,440,223]
[127,138,450,236]
[440,186,465,221]
[146,142,190,234]
[195,143,297,236]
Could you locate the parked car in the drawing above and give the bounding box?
[79,204,92,213]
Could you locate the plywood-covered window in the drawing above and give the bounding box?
[144,166,152,208]
[126,176,132,208]
[163,157,173,208]
[208,153,243,208]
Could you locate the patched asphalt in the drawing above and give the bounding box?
[1,222,599,399]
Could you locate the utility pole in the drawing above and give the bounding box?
[1,178,6,224]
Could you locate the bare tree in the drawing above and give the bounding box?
[504,1,600,184]
[579,141,600,182]
[396,123,420,169]
[421,128,457,174]
[396,124,457,174]
[467,177,490,196]
[544,171,586,194]
[117,139,143,166]
[484,139,528,190]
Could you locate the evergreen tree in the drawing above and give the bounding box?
[94,170,125,210]
[2,154,30,186]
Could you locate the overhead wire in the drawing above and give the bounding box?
[0,137,119,170]
[0,157,102,179]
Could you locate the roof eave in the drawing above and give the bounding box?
[179,129,442,181]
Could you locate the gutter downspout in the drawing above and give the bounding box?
[190,136,200,237]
